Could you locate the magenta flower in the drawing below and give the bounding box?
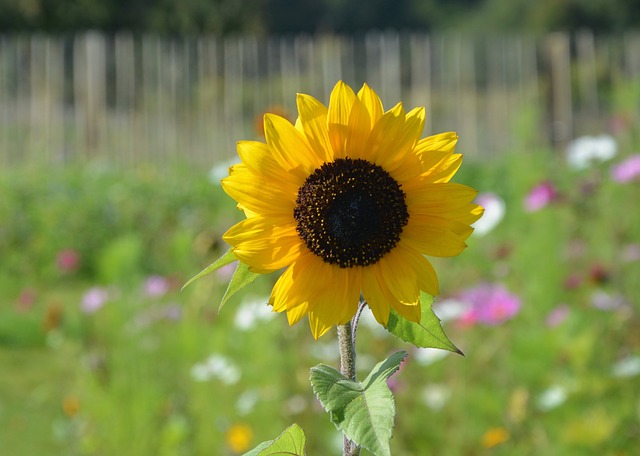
[524,181,557,212]
[611,154,640,183]
[457,283,521,326]
[81,287,109,314]
[143,275,170,298]
[56,249,81,274]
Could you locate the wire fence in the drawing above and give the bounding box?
[1,31,639,169]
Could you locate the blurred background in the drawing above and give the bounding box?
[1,1,639,455]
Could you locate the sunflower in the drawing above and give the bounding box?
[222,81,483,339]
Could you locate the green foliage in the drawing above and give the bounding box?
[244,423,306,456]
[386,292,462,355]
[2,144,640,455]
[2,0,639,34]
[311,351,407,456]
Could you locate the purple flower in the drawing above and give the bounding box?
[143,275,170,298]
[611,154,640,183]
[81,287,109,314]
[457,283,521,326]
[524,181,557,212]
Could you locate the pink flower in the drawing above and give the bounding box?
[16,288,37,312]
[546,304,570,327]
[143,275,170,298]
[611,154,640,183]
[524,181,557,212]
[81,287,109,314]
[56,249,81,274]
[457,284,521,326]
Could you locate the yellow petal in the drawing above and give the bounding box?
[264,113,321,177]
[402,214,469,257]
[415,132,458,154]
[221,165,296,217]
[366,103,406,167]
[328,81,356,158]
[378,246,422,314]
[269,251,321,320]
[357,83,384,128]
[404,182,478,208]
[307,266,361,338]
[236,141,297,189]
[296,93,333,163]
[362,264,391,325]
[384,107,427,182]
[344,96,371,159]
[223,216,304,272]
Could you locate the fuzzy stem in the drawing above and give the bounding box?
[337,322,361,456]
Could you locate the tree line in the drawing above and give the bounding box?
[1,0,638,35]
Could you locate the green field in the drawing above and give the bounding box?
[1,142,639,455]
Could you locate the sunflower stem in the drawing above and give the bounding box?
[338,322,361,456]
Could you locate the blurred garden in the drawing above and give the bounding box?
[2,1,640,455]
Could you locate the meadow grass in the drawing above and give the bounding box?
[1,146,639,455]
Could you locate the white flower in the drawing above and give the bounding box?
[421,384,451,411]
[413,348,450,366]
[472,192,505,236]
[536,385,567,411]
[566,134,617,170]
[612,355,640,378]
[235,389,260,415]
[234,296,274,331]
[190,354,241,384]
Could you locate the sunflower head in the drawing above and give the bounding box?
[222,81,483,339]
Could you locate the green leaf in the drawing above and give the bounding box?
[362,350,408,388]
[181,248,236,290]
[219,260,260,311]
[243,423,306,456]
[181,248,260,312]
[310,351,407,456]
[385,292,463,355]
[309,364,362,411]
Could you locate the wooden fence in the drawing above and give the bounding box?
[1,31,639,169]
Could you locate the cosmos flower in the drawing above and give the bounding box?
[611,154,640,183]
[471,192,505,236]
[143,275,170,298]
[545,304,570,327]
[56,249,81,274]
[221,81,482,338]
[524,181,557,212]
[566,134,617,170]
[457,283,521,326]
[80,287,109,314]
